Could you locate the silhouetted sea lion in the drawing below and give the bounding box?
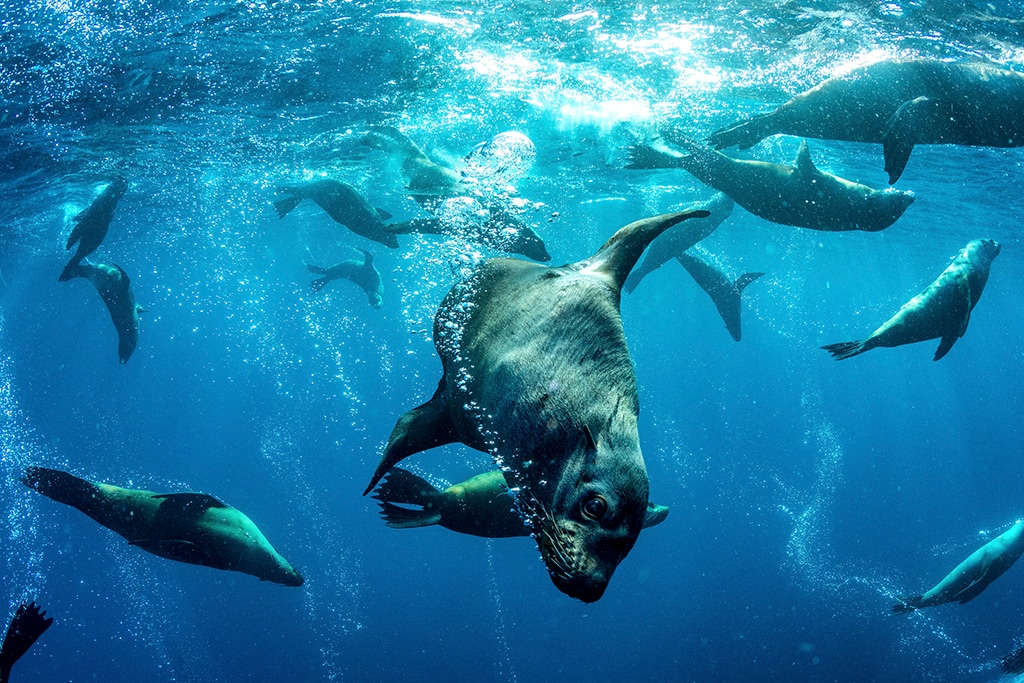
[22,467,303,586]
[676,253,763,342]
[893,520,1024,614]
[307,249,383,308]
[373,468,670,538]
[0,602,52,683]
[274,180,399,249]
[822,239,1000,361]
[363,209,710,602]
[709,59,1024,183]
[70,261,144,364]
[1003,645,1024,675]
[629,136,913,232]
[363,125,470,202]
[59,176,128,281]
[387,205,550,262]
[624,193,733,294]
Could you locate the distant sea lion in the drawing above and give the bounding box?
[363,209,710,602]
[0,602,52,683]
[71,261,144,364]
[59,176,128,281]
[624,193,734,294]
[676,253,763,342]
[372,468,670,538]
[387,205,551,262]
[274,180,399,249]
[822,239,1000,361]
[709,59,1024,183]
[22,467,303,586]
[307,249,384,308]
[893,519,1024,614]
[363,125,470,201]
[628,136,914,232]
[1003,645,1024,675]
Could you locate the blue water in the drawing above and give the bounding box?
[4,1,1024,681]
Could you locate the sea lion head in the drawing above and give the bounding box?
[968,238,1001,264]
[862,188,914,231]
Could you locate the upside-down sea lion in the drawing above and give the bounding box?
[0,602,52,683]
[274,179,399,249]
[709,58,1024,184]
[22,467,303,586]
[386,204,551,262]
[372,468,670,538]
[362,209,709,602]
[893,519,1024,614]
[59,176,128,282]
[676,253,763,342]
[307,249,384,309]
[70,261,144,364]
[628,136,914,232]
[822,238,1000,361]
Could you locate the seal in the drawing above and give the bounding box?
[676,253,763,342]
[59,176,128,281]
[822,238,1000,361]
[0,602,52,683]
[893,519,1024,614]
[362,209,709,602]
[274,179,399,249]
[387,205,551,262]
[70,261,144,364]
[624,192,734,294]
[372,468,670,538]
[628,135,914,232]
[363,125,470,202]
[708,58,1024,183]
[307,249,384,309]
[22,466,304,586]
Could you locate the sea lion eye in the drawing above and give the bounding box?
[582,495,607,520]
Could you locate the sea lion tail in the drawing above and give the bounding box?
[273,193,303,219]
[820,340,868,361]
[1003,646,1024,674]
[371,468,444,529]
[891,595,923,614]
[707,113,772,150]
[0,602,53,682]
[20,466,99,507]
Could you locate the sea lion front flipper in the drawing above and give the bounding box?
[882,96,932,184]
[641,503,670,529]
[735,272,765,292]
[794,140,818,177]
[0,602,53,681]
[363,380,456,495]
[933,273,972,361]
[371,468,445,529]
[582,210,710,292]
[129,539,205,564]
[151,493,228,520]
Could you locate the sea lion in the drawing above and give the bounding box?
[387,204,551,262]
[22,466,304,587]
[0,603,52,683]
[893,519,1024,614]
[822,238,1000,361]
[372,468,670,538]
[1003,646,1024,674]
[708,59,1024,184]
[59,176,128,281]
[675,253,763,342]
[70,261,144,364]
[363,125,470,201]
[628,136,914,232]
[624,193,734,294]
[274,180,399,249]
[362,209,710,602]
[307,249,384,308]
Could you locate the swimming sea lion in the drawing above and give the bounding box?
[676,253,763,342]
[628,136,914,232]
[59,176,128,281]
[387,204,551,262]
[624,193,734,294]
[363,125,470,201]
[822,238,1000,361]
[274,180,399,249]
[22,467,304,586]
[893,519,1024,614]
[307,249,384,308]
[70,261,144,364]
[1003,646,1024,674]
[372,468,670,538]
[708,59,1024,183]
[363,209,709,602]
[0,602,52,683]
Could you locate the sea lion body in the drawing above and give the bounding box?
[72,261,143,364]
[363,210,709,602]
[275,180,399,249]
[709,59,1024,183]
[22,467,303,586]
[363,125,470,201]
[388,205,550,262]
[676,253,763,341]
[893,520,1024,613]
[307,249,384,308]
[60,177,128,281]
[822,239,1000,361]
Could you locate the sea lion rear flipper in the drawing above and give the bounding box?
[375,207,393,221]
[882,96,932,184]
[794,140,818,177]
[891,595,923,614]
[821,340,869,360]
[371,468,445,529]
[735,272,765,292]
[274,194,303,219]
[363,380,456,495]
[0,602,53,680]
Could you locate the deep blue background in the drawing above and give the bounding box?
[3,2,1024,681]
